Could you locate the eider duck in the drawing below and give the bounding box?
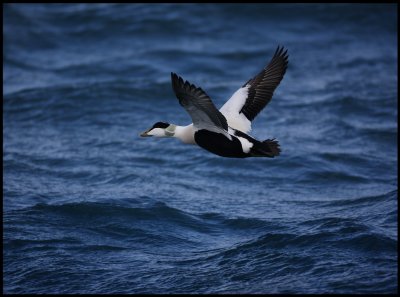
[140,46,289,158]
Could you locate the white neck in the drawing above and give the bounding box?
[174,124,195,144]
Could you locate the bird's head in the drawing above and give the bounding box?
[140,122,176,138]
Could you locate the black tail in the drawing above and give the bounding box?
[250,138,281,158]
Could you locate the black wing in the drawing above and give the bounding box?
[171,72,228,131]
[240,46,289,121]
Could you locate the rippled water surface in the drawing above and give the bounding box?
[3,3,398,294]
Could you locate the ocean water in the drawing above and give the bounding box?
[3,3,398,294]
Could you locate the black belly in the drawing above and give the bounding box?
[194,130,247,158]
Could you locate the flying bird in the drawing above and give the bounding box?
[140,46,289,158]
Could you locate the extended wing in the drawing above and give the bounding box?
[220,46,289,133]
[171,72,229,134]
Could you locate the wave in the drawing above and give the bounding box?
[4,196,397,294]
[5,196,396,250]
[324,190,397,207]
[214,226,396,257]
[4,200,273,239]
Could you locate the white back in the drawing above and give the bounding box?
[219,86,252,133]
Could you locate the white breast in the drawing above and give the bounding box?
[174,124,196,144]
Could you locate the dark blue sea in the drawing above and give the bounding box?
[3,3,398,294]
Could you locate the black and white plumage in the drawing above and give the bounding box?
[140,46,289,158]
